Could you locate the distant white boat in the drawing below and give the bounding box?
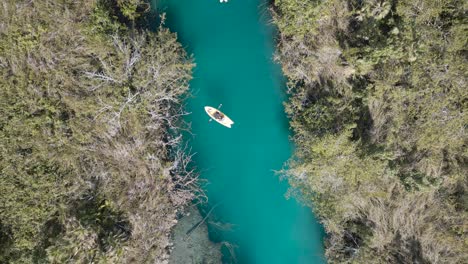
[204,106,234,128]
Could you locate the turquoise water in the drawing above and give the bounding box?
[155,0,325,263]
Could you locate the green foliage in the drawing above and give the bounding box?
[274,0,467,262]
[117,0,144,20]
[0,0,195,263]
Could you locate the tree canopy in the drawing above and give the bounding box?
[273,0,467,263]
[0,0,197,262]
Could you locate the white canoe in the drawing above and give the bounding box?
[204,106,234,128]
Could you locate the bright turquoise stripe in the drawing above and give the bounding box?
[154,0,326,263]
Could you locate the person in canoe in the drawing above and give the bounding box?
[213,111,224,120]
[204,106,234,128]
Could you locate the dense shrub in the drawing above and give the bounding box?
[273,0,467,263]
[0,0,197,262]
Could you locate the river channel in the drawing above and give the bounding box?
[156,1,325,263]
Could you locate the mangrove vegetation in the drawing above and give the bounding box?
[0,0,199,262]
[1,0,466,263]
[273,0,467,263]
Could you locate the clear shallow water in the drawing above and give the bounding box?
[155,0,325,263]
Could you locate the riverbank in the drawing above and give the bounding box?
[272,0,467,262]
[0,1,197,262]
[169,207,222,263]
